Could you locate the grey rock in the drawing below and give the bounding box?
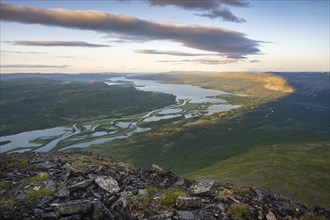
[176,196,202,209]
[55,189,70,198]
[40,211,61,219]
[111,196,128,212]
[67,179,92,190]
[34,208,44,215]
[205,203,225,212]
[191,180,214,196]
[138,189,147,195]
[174,180,185,187]
[40,161,56,169]
[37,196,54,208]
[95,176,120,194]
[46,181,56,192]
[61,163,71,170]
[152,164,164,173]
[52,199,94,215]
[151,211,174,220]
[93,200,114,220]
[59,214,81,220]
[177,211,195,220]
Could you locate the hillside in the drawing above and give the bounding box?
[89,72,329,208]
[0,152,329,220]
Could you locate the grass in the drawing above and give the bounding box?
[30,172,49,183]
[130,186,188,217]
[187,142,330,208]
[26,186,53,199]
[226,203,248,220]
[159,187,189,207]
[232,187,250,197]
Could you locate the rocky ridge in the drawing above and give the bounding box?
[0,152,328,220]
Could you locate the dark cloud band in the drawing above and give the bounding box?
[158,58,238,65]
[0,3,260,58]
[135,49,215,56]
[149,0,248,22]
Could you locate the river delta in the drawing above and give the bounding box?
[0,77,239,153]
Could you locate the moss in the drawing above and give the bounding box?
[227,203,248,220]
[30,172,49,183]
[300,213,328,220]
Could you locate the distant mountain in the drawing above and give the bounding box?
[272,72,330,96]
[0,73,120,82]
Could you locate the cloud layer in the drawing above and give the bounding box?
[1,50,46,54]
[10,40,109,47]
[135,49,215,56]
[0,3,260,59]
[149,0,248,22]
[158,58,237,65]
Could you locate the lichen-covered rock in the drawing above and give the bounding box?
[190,180,214,196]
[94,175,120,194]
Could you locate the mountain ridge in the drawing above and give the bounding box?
[0,151,328,220]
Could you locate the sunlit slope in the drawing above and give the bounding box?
[164,72,294,96]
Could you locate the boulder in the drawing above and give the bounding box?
[95,176,120,194]
[40,161,57,169]
[191,180,214,196]
[55,189,70,198]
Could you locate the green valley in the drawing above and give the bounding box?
[0,72,329,208]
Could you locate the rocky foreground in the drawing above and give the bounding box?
[0,152,328,220]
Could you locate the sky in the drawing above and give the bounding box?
[0,0,329,73]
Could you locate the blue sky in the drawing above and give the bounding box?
[0,0,329,73]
